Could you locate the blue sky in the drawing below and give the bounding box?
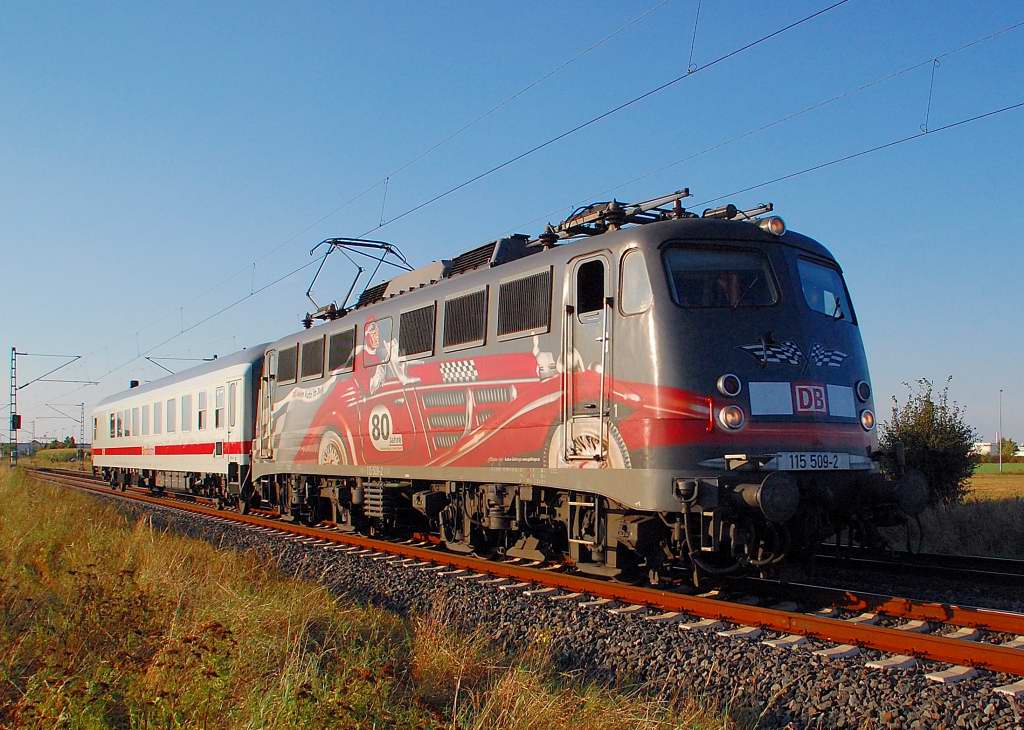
[2,0,1022,444]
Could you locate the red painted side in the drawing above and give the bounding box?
[95,441,252,457]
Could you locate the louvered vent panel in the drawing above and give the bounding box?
[443,289,487,348]
[448,242,497,277]
[357,281,388,308]
[399,304,435,357]
[328,328,356,372]
[497,270,551,336]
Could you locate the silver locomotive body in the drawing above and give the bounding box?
[247,197,923,581]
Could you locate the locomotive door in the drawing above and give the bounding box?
[563,254,612,461]
[256,350,277,460]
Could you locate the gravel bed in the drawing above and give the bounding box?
[90,492,1023,729]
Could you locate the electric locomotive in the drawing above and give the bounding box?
[244,188,927,584]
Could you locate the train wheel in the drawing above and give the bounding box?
[544,421,630,469]
[317,430,350,466]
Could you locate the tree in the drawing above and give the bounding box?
[879,377,979,506]
[1000,437,1019,462]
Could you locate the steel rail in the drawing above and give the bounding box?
[814,546,1024,585]
[24,467,1024,677]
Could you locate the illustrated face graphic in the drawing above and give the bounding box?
[364,320,380,356]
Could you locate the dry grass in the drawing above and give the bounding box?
[968,473,1024,501]
[410,616,739,730]
[0,466,739,729]
[905,496,1024,559]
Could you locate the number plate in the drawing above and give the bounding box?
[774,452,850,471]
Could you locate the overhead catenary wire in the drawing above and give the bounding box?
[507,17,1024,234]
[48,1,845,403]
[38,0,675,396]
[357,0,852,237]
[692,99,1024,207]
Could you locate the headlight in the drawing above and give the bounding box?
[860,409,875,431]
[855,380,871,402]
[758,216,786,236]
[718,405,745,430]
[716,373,742,397]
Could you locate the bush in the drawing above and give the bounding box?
[879,377,978,506]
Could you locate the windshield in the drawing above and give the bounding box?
[798,258,854,322]
[664,246,778,308]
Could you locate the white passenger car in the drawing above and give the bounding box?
[91,347,266,503]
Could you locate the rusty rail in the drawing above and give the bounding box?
[25,467,1024,677]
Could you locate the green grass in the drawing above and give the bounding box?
[974,462,1024,474]
[28,447,84,464]
[0,467,740,729]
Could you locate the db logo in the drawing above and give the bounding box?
[793,384,827,413]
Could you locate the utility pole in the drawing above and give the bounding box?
[46,402,87,470]
[8,349,97,466]
[8,348,16,465]
[998,388,1003,474]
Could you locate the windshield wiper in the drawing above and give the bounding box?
[831,300,846,321]
[732,274,761,310]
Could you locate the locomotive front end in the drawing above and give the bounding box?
[645,216,927,577]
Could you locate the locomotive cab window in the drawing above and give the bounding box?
[399,304,436,360]
[620,249,653,315]
[664,245,778,308]
[301,337,325,380]
[798,257,855,323]
[328,327,356,373]
[576,259,605,320]
[277,346,297,384]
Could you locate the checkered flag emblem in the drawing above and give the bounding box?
[739,341,802,365]
[440,360,479,383]
[809,344,848,367]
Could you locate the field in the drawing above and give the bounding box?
[0,467,734,729]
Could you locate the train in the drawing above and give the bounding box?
[91,188,927,585]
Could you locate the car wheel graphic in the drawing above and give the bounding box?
[544,421,630,469]
[318,429,350,466]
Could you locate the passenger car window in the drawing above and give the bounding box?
[154,401,162,435]
[214,386,225,429]
[181,394,192,433]
[664,246,778,308]
[197,391,207,431]
[166,398,176,433]
[798,258,855,322]
[620,249,652,314]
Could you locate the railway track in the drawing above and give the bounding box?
[24,466,1024,693]
[814,544,1024,586]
